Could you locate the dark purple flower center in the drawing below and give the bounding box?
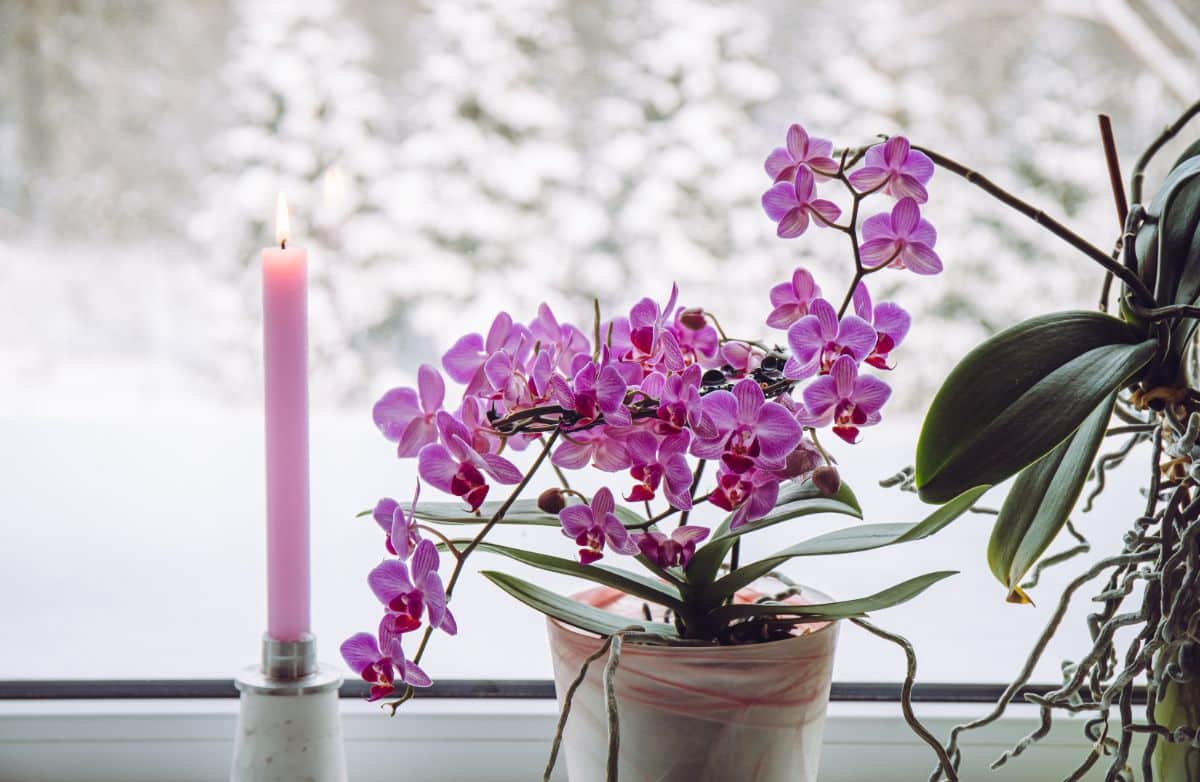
[721,428,761,474]
[450,463,489,510]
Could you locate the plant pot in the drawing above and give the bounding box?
[546,583,839,782]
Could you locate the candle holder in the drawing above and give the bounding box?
[230,634,347,782]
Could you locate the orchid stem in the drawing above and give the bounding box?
[913,144,1154,306]
[410,428,561,668]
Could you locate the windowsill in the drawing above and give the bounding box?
[0,695,1118,781]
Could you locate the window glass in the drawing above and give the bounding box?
[1,0,1195,682]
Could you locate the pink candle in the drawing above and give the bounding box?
[261,193,310,642]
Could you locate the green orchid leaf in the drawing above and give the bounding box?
[987,393,1115,604]
[458,541,684,609]
[481,571,677,637]
[413,499,560,525]
[916,311,1155,503]
[684,479,862,586]
[414,497,644,527]
[706,484,989,600]
[705,570,957,627]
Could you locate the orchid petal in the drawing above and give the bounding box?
[368,560,414,604]
[416,364,444,413]
[837,315,879,361]
[558,505,594,537]
[765,147,792,179]
[848,166,888,192]
[786,124,809,158]
[891,198,920,236]
[372,388,421,441]
[853,375,893,413]
[859,238,900,267]
[902,243,943,275]
[883,136,911,168]
[411,539,439,584]
[552,439,592,470]
[340,633,381,675]
[872,302,911,344]
[485,312,514,353]
[373,498,399,532]
[903,148,934,182]
[890,175,929,203]
[478,452,523,484]
[700,390,738,431]
[830,355,858,397]
[754,403,804,459]
[808,199,842,227]
[441,333,484,383]
[416,444,459,493]
[802,376,840,417]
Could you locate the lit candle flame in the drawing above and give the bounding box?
[275,192,291,248]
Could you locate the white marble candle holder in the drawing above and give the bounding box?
[230,634,347,782]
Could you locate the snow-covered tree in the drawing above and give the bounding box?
[576,0,784,335]
[380,0,604,342]
[192,0,398,401]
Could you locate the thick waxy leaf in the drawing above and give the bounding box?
[684,479,862,585]
[704,570,957,628]
[458,541,684,609]
[988,393,1114,604]
[481,571,677,637]
[1135,149,1200,384]
[916,311,1155,503]
[706,484,990,600]
[1140,156,1200,305]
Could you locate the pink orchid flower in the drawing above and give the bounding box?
[641,364,705,435]
[691,378,803,474]
[549,359,630,427]
[418,412,522,511]
[667,306,721,367]
[624,285,686,374]
[372,364,445,457]
[802,354,892,443]
[859,197,942,275]
[551,427,632,473]
[369,539,458,636]
[848,136,934,202]
[852,283,912,369]
[719,341,765,379]
[558,487,638,565]
[529,303,591,374]
[784,298,877,380]
[340,623,431,700]
[624,430,694,510]
[634,525,711,569]
[761,168,842,238]
[442,312,531,396]
[767,268,823,329]
[372,484,422,559]
[765,124,839,183]
[709,465,780,529]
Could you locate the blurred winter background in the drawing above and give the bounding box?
[3,0,1197,412]
[2,0,1200,682]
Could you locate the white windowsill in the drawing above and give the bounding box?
[0,697,1125,781]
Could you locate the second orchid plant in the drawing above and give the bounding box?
[342,124,984,712]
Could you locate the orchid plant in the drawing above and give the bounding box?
[343,125,985,770]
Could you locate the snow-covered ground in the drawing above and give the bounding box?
[0,407,1148,686]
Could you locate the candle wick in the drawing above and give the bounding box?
[280,239,287,250]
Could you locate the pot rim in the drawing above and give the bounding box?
[548,581,840,653]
